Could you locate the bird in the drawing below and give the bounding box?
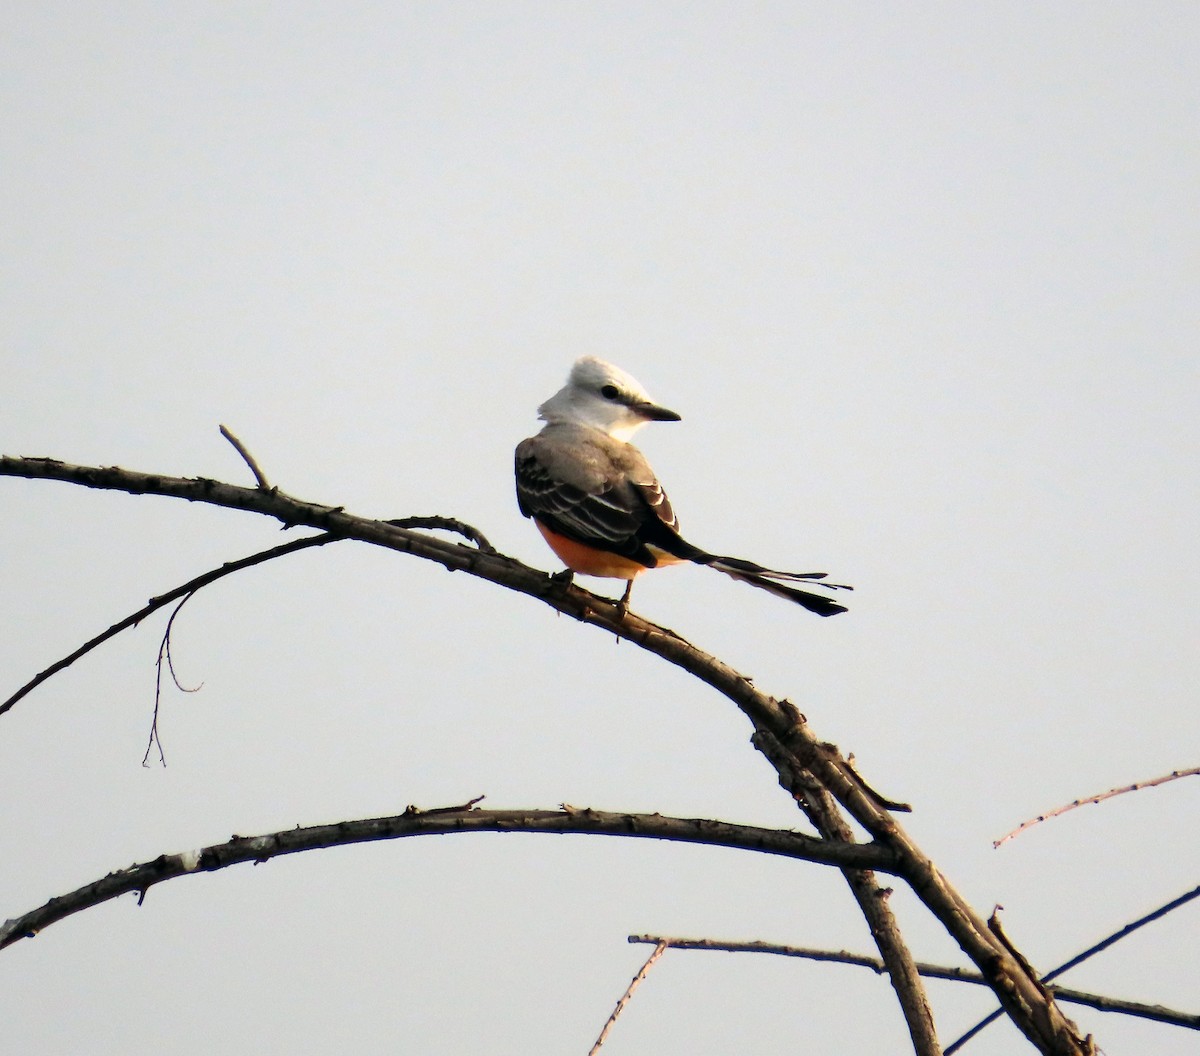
[514,356,849,615]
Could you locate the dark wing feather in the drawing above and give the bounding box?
[515,444,687,567]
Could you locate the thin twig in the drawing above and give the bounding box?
[995,768,1200,847]
[142,593,205,767]
[588,942,668,1054]
[843,753,913,813]
[943,884,1200,1053]
[385,515,496,553]
[219,424,271,490]
[1048,884,1200,979]
[1,534,338,719]
[403,795,487,815]
[627,936,1199,1032]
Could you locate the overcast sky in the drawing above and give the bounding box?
[2,4,1197,1054]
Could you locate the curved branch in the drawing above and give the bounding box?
[0,804,894,952]
[627,936,1200,1032]
[994,768,1200,847]
[1,513,493,720]
[0,455,1092,1055]
[1,533,339,718]
[385,515,496,554]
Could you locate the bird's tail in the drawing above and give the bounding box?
[704,555,851,617]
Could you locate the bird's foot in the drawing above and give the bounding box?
[549,568,576,590]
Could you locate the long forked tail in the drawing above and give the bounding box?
[704,555,851,616]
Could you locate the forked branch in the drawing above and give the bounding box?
[626,935,1199,1032]
[943,883,1200,1052]
[0,455,1094,1055]
[1,533,338,719]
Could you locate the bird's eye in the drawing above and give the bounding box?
[600,384,620,400]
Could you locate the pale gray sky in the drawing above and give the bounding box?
[2,4,1197,1054]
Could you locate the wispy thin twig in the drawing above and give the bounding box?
[142,593,205,767]
[588,941,668,1054]
[995,768,1200,847]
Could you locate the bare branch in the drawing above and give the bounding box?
[995,768,1200,847]
[0,805,893,952]
[944,884,1200,1053]
[0,533,338,719]
[628,936,1200,1032]
[1,457,939,1048]
[588,942,668,1054]
[0,506,497,723]
[0,455,1094,1055]
[385,515,496,553]
[753,725,939,1054]
[1048,883,1200,979]
[219,424,271,490]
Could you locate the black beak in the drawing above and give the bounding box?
[635,401,682,422]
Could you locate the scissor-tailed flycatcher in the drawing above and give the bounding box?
[515,356,849,615]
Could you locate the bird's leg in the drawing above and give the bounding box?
[614,579,634,617]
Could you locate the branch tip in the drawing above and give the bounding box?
[219,424,271,490]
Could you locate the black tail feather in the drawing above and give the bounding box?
[706,556,851,616]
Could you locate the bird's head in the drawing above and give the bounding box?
[537,356,681,441]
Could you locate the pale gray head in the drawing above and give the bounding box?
[537,356,681,441]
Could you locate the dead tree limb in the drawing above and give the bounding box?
[943,882,1200,1052]
[753,724,939,1051]
[0,455,1094,1055]
[627,935,1200,1032]
[0,805,892,952]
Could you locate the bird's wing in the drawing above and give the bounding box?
[515,431,687,566]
